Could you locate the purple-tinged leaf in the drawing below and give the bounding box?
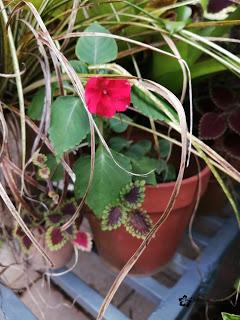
[120,180,145,209]
[194,96,216,115]
[210,86,236,111]
[199,112,227,140]
[125,209,153,240]
[223,133,240,160]
[101,204,127,231]
[228,110,240,136]
[45,227,67,251]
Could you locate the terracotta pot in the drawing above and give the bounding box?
[88,165,211,275]
[29,231,74,270]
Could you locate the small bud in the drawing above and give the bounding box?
[38,166,50,180]
[32,153,47,168]
[48,191,59,205]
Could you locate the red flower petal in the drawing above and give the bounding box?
[85,77,131,118]
[228,110,240,135]
[72,231,92,252]
[199,112,227,140]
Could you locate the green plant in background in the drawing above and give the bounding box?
[222,313,240,320]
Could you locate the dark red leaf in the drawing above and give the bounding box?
[51,228,64,245]
[22,235,32,250]
[210,86,236,111]
[208,0,233,13]
[199,113,227,140]
[194,97,216,115]
[223,133,240,160]
[228,110,240,135]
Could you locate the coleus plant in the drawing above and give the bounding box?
[197,74,240,168]
[14,198,92,253]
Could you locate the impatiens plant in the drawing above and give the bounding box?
[197,74,240,168]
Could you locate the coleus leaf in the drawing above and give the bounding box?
[228,110,240,136]
[194,96,217,115]
[45,213,63,226]
[72,231,92,252]
[61,200,78,217]
[222,133,240,160]
[45,227,67,251]
[210,86,236,111]
[120,180,145,209]
[125,209,153,240]
[199,112,227,140]
[64,224,77,240]
[101,204,127,231]
[14,226,32,253]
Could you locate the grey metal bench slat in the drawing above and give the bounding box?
[0,284,37,320]
[148,215,239,320]
[51,270,128,320]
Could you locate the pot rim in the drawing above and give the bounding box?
[146,165,210,190]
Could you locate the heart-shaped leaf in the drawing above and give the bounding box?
[199,112,227,140]
[49,96,90,159]
[74,147,131,217]
[76,22,118,65]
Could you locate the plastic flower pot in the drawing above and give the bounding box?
[88,164,210,276]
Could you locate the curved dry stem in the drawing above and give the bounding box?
[97,79,188,320]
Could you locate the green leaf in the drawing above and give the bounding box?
[234,278,240,292]
[109,137,132,152]
[75,22,118,65]
[126,140,152,159]
[109,113,132,133]
[159,139,171,158]
[46,154,64,182]
[74,147,132,217]
[28,87,46,121]
[69,60,88,73]
[131,85,169,121]
[162,20,186,34]
[132,157,158,185]
[49,96,90,159]
[176,6,192,22]
[222,312,240,320]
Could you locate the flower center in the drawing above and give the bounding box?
[102,89,108,95]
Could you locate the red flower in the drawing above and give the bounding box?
[85,77,131,118]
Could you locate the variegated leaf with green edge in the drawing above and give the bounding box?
[49,96,90,160]
[45,226,68,251]
[74,146,132,217]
